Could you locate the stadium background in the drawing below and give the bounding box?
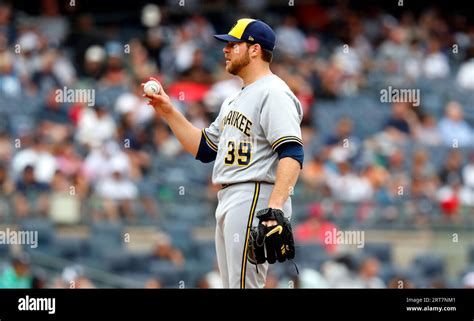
[1,0,474,289]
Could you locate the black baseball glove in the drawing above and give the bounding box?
[247,208,295,266]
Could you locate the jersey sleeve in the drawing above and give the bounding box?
[202,113,220,153]
[260,88,303,152]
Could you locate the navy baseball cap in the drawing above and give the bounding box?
[214,18,276,51]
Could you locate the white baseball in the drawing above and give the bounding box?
[144,80,161,96]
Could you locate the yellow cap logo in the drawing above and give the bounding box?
[228,18,256,39]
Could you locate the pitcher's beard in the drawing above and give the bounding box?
[227,50,250,75]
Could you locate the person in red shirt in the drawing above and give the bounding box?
[295,203,338,254]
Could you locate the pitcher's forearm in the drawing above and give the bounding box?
[163,109,201,156]
[268,157,301,209]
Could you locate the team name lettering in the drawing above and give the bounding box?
[221,110,252,136]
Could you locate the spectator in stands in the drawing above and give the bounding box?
[81,44,106,82]
[13,165,50,218]
[456,45,474,90]
[462,271,474,288]
[412,149,437,179]
[55,140,84,179]
[115,80,155,127]
[295,203,338,254]
[321,254,358,288]
[151,232,185,268]
[101,41,128,87]
[0,35,21,97]
[413,114,442,146]
[0,253,32,288]
[180,48,214,84]
[152,122,183,159]
[364,164,391,204]
[404,39,423,82]
[3,0,474,289]
[32,268,48,289]
[438,150,463,186]
[144,27,165,71]
[53,264,95,288]
[197,266,223,288]
[295,268,330,288]
[144,278,162,288]
[325,254,385,288]
[387,276,415,288]
[11,134,58,185]
[83,140,131,183]
[355,256,386,288]
[76,101,117,149]
[0,3,14,43]
[0,131,12,164]
[37,88,72,144]
[324,117,361,164]
[301,153,327,192]
[0,161,14,196]
[275,15,307,59]
[14,30,41,85]
[326,161,373,202]
[95,162,138,222]
[383,102,418,137]
[376,26,410,87]
[462,151,474,189]
[127,39,158,81]
[31,51,62,94]
[421,35,450,79]
[438,101,474,147]
[436,176,463,220]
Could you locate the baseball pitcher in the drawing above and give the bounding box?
[145,18,304,288]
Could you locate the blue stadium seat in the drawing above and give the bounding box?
[19,218,54,248]
[363,242,392,264]
[195,241,216,263]
[295,242,330,270]
[0,243,10,258]
[88,222,124,258]
[412,254,445,279]
[378,263,396,285]
[391,266,429,288]
[160,223,193,254]
[149,260,185,288]
[52,237,91,261]
[128,253,153,273]
[90,222,124,245]
[103,248,133,273]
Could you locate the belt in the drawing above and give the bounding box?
[221,181,274,189]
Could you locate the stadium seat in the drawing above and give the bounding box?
[149,260,185,288]
[412,254,445,279]
[468,245,474,265]
[19,218,54,248]
[0,243,10,259]
[295,242,330,270]
[52,237,91,261]
[363,242,393,264]
[103,248,133,273]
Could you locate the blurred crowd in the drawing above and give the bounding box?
[0,0,474,223]
[0,0,474,288]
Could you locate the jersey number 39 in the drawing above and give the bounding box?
[224,141,252,166]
